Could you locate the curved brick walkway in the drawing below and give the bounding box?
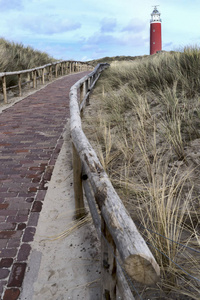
[0,71,89,300]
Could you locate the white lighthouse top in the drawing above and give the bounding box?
[150,6,161,23]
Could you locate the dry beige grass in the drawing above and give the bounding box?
[0,38,55,89]
[82,49,200,299]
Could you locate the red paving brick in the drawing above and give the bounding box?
[0,71,90,299]
[3,288,20,300]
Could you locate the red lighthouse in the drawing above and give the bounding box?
[150,6,162,55]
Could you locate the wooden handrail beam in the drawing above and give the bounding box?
[69,63,160,294]
[0,60,91,103]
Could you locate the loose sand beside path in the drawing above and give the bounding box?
[20,122,101,300]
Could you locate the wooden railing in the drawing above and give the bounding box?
[69,63,160,299]
[0,60,92,104]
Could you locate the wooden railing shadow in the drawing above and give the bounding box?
[69,63,160,299]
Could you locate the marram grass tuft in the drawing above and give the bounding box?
[83,48,200,299]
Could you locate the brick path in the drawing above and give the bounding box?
[0,71,89,300]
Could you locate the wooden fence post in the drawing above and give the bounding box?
[33,70,37,88]
[91,75,94,86]
[49,65,52,81]
[85,79,90,105]
[40,69,43,84]
[80,83,84,104]
[27,72,31,88]
[66,62,68,74]
[72,143,85,219]
[61,63,64,76]
[87,78,90,89]
[2,76,7,104]
[42,68,45,84]
[85,79,88,94]
[55,64,58,78]
[38,69,42,84]
[101,218,117,299]
[18,74,22,96]
[68,62,70,74]
[31,71,33,87]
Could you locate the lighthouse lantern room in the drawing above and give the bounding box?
[150,6,162,55]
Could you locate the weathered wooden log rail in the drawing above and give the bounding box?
[69,63,160,299]
[0,60,92,104]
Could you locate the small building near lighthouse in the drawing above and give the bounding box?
[150,6,162,55]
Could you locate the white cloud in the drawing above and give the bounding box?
[100,18,117,33]
[81,44,97,51]
[86,32,120,46]
[0,0,23,11]
[122,19,146,33]
[19,15,81,35]
[0,0,200,61]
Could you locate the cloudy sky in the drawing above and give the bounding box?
[0,0,199,61]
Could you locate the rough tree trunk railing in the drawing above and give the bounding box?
[69,63,160,299]
[0,60,92,104]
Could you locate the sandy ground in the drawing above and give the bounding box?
[20,122,101,300]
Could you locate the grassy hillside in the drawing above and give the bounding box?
[83,47,200,299]
[0,38,57,91]
[89,54,148,66]
[0,38,55,72]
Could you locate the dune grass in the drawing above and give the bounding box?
[0,38,56,88]
[83,48,200,299]
[0,38,55,72]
